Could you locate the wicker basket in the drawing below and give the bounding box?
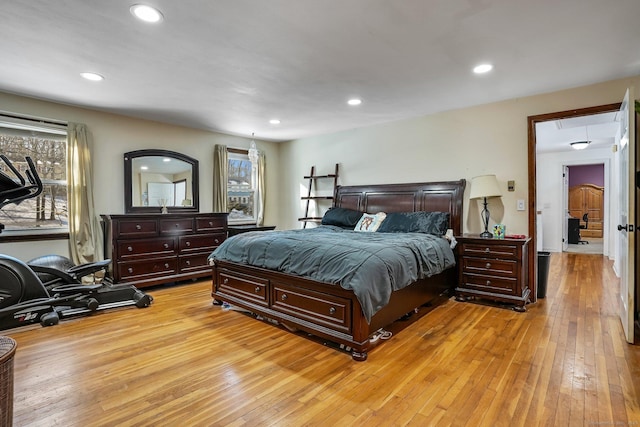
[0,336,17,427]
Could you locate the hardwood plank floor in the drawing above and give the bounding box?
[4,252,640,426]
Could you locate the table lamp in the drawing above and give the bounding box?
[470,174,502,238]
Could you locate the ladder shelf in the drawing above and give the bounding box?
[298,164,339,228]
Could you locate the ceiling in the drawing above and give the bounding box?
[535,111,621,153]
[1,1,639,143]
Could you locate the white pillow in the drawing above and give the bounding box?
[354,212,387,232]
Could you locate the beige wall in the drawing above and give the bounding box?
[0,92,280,260]
[279,75,640,235]
[1,74,639,260]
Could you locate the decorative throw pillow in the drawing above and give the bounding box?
[354,212,387,232]
[321,207,364,228]
[376,211,450,235]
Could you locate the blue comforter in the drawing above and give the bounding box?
[208,225,455,322]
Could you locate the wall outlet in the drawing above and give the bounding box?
[517,199,526,211]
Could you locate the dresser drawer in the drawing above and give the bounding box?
[460,242,519,260]
[116,219,158,237]
[217,269,269,307]
[179,253,211,273]
[179,233,225,253]
[461,257,518,278]
[271,282,352,333]
[160,218,194,234]
[117,258,177,280]
[461,273,518,296]
[118,237,176,259]
[196,216,226,232]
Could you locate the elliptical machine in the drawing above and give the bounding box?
[0,155,152,330]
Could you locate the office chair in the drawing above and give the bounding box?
[578,213,589,244]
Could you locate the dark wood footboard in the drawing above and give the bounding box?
[212,260,454,361]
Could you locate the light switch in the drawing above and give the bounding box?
[517,199,526,211]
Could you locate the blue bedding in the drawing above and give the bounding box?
[208,225,455,322]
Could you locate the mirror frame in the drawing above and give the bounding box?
[124,149,199,214]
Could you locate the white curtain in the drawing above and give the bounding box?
[66,123,104,264]
[213,144,228,212]
[256,152,265,226]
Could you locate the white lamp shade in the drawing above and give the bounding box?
[469,174,502,199]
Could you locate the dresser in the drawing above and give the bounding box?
[455,235,531,312]
[102,213,227,288]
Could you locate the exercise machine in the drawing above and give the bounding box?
[0,156,153,330]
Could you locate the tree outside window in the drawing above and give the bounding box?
[227,152,256,223]
[0,125,68,233]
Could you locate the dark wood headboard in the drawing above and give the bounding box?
[334,180,466,236]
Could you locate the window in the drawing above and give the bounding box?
[0,114,68,236]
[227,150,257,223]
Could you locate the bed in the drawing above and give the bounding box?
[209,180,465,361]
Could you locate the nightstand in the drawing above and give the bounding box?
[455,234,531,312]
[228,225,276,236]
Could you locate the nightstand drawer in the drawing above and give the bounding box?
[461,273,518,296]
[461,257,518,278]
[460,242,519,260]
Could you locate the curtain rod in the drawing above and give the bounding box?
[0,111,68,128]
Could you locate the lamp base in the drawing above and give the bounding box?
[479,231,493,238]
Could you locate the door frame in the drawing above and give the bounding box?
[527,103,620,301]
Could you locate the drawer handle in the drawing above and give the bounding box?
[254,286,260,293]
[281,294,288,301]
[214,239,220,244]
[128,267,133,273]
[329,307,336,315]
[164,243,169,249]
[175,223,179,228]
[484,247,490,253]
[164,263,169,268]
[485,262,491,269]
[209,221,213,226]
[486,280,491,286]
[185,241,191,247]
[127,246,133,252]
[223,278,229,284]
[136,224,142,230]
[185,260,191,266]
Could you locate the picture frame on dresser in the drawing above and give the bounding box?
[454,234,531,312]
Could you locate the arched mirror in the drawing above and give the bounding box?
[124,149,199,213]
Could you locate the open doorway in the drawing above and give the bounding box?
[534,107,618,257]
[527,103,620,301]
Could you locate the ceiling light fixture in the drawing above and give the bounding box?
[570,141,590,150]
[473,63,493,74]
[570,125,591,150]
[130,4,164,23]
[80,72,104,81]
[347,98,362,106]
[269,119,281,125]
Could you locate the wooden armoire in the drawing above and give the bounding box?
[568,183,604,238]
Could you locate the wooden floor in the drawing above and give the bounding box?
[4,252,640,426]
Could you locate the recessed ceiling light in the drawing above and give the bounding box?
[130,4,164,23]
[347,98,362,106]
[80,72,104,81]
[473,63,493,74]
[269,119,281,125]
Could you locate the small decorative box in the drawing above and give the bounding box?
[493,224,506,239]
